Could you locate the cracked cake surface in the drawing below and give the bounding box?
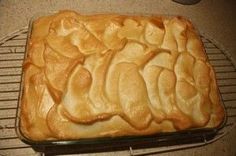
[20,10,225,141]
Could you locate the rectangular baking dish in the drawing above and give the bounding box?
[15,11,227,154]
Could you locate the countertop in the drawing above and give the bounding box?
[0,0,235,155]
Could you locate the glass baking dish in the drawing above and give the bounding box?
[15,11,227,154]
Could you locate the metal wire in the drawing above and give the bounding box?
[0,28,235,156]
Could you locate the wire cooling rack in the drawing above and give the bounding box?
[0,27,235,156]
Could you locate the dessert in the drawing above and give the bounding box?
[20,10,225,141]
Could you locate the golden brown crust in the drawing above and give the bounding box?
[20,10,225,141]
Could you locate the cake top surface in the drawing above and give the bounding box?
[20,10,225,141]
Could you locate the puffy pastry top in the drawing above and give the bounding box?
[20,10,225,141]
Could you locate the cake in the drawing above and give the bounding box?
[20,10,225,141]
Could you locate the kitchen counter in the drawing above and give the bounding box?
[0,0,235,155]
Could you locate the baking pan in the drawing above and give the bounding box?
[15,11,227,154]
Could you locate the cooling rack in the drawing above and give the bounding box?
[0,27,235,156]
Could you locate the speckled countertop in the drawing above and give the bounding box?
[0,0,236,155]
